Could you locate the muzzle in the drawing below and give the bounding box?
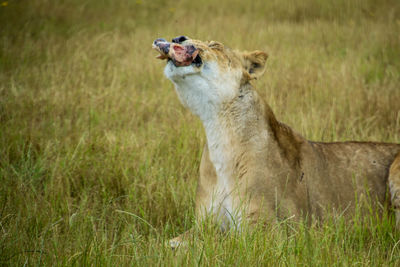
[152,38,200,67]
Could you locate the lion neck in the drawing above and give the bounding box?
[193,81,274,183]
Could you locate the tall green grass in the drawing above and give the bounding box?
[1,0,400,265]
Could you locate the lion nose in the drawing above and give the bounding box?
[153,38,170,54]
[172,36,188,44]
[154,38,166,44]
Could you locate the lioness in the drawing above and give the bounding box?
[153,36,400,248]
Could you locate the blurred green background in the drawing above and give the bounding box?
[1,0,400,265]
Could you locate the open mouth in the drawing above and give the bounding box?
[152,38,202,67]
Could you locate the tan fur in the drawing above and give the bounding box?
[156,37,400,248]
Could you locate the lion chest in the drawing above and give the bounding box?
[205,123,241,229]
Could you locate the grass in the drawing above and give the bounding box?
[1,0,400,265]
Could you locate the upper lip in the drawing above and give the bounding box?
[152,38,200,67]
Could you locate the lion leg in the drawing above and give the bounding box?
[389,152,400,228]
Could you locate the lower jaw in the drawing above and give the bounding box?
[167,58,197,68]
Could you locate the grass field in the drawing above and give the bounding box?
[1,0,400,265]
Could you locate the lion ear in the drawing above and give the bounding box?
[242,50,268,80]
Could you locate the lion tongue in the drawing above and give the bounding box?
[170,44,199,67]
